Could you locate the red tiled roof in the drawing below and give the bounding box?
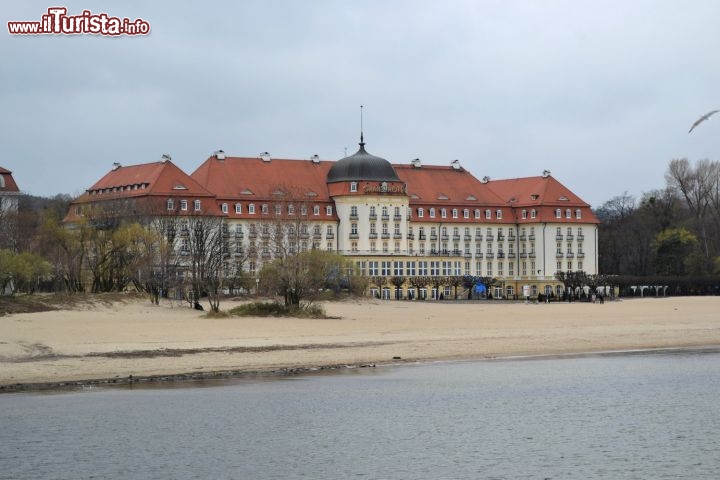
[486,175,599,223]
[192,156,335,201]
[85,160,214,198]
[394,165,506,205]
[0,166,20,192]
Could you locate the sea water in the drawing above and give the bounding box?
[1,350,719,479]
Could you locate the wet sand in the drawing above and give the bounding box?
[1,296,719,390]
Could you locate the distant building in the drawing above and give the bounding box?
[0,166,20,214]
[66,140,599,299]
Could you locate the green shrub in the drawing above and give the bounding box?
[229,301,327,318]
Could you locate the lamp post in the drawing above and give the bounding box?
[255,277,260,296]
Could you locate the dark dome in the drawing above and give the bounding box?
[327,142,400,183]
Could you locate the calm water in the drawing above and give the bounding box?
[1,351,719,479]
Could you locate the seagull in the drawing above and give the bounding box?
[688,109,720,133]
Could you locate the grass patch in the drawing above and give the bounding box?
[0,292,146,316]
[229,301,328,318]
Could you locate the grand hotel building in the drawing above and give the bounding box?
[66,139,599,299]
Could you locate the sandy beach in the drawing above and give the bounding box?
[1,296,719,390]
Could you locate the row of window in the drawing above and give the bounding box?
[167,198,202,211]
[356,259,585,278]
[350,205,583,221]
[219,202,333,216]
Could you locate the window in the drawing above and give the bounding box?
[578,261,583,271]
[235,203,242,214]
[350,206,357,217]
[463,209,469,219]
[194,200,202,211]
[300,205,307,215]
[275,205,282,215]
[496,209,502,219]
[167,199,174,210]
[326,206,333,215]
[394,206,400,217]
[555,209,561,218]
[180,200,188,211]
[429,208,436,218]
[475,209,481,219]
[441,208,447,218]
[566,209,571,219]
[567,261,573,271]
[327,225,333,235]
[313,205,320,215]
[370,223,377,234]
[531,209,536,218]
[261,204,269,214]
[351,223,358,235]
[370,206,376,217]
[451,208,458,218]
[394,261,404,276]
[382,242,389,253]
[382,206,388,218]
[351,241,358,252]
[522,209,527,219]
[418,207,424,218]
[368,261,379,276]
[350,182,358,192]
[249,204,255,214]
[418,261,428,276]
[485,209,491,219]
[222,203,228,214]
[288,204,295,215]
[575,209,582,219]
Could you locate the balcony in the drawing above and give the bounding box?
[507,253,516,259]
[464,235,472,242]
[394,215,402,221]
[453,234,461,241]
[528,234,535,240]
[419,233,426,240]
[326,233,334,239]
[486,235,494,242]
[393,233,402,239]
[234,233,244,239]
[475,234,483,241]
[556,253,564,258]
[577,235,585,241]
[497,235,505,241]
[248,232,257,239]
[529,253,536,258]
[555,235,564,241]
[497,253,505,259]
[566,234,574,241]
[369,214,377,220]
[407,233,415,240]
[518,234,526,241]
[313,233,322,239]
[476,253,484,259]
[485,253,495,259]
[381,214,389,221]
[508,235,516,242]
[441,235,449,241]
[519,253,528,258]
[566,252,574,258]
[577,252,585,258]
[349,214,358,220]
[381,233,390,239]
[430,234,438,241]
[349,233,359,239]
[369,233,378,239]
[464,252,473,258]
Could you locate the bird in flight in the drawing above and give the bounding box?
[688,109,719,133]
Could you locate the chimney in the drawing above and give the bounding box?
[214,149,226,160]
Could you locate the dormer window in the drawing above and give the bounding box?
[167,199,174,210]
[441,208,447,218]
[249,204,256,214]
[194,200,201,211]
[326,206,333,215]
[222,203,228,214]
[313,205,320,215]
[496,209,503,219]
[531,209,537,218]
[575,209,582,219]
[235,203,242,214]
[180,200,188,211]
[485,209,491,219]
[429,208,436,218]
[350,182,358,192]
[418,208,424,218]
[474,209,480,219]
[261,204,269,214]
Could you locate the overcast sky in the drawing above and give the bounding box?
[2,1,719,207]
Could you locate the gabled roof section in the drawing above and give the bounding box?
[0,166,20,192]
[81,160,214,200]
[394,164,506,205]
[192,156,334,202]
[485,175,589,207]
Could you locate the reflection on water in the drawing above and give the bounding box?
[2,351,719,479]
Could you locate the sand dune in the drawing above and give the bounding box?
[1,296,719,389]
